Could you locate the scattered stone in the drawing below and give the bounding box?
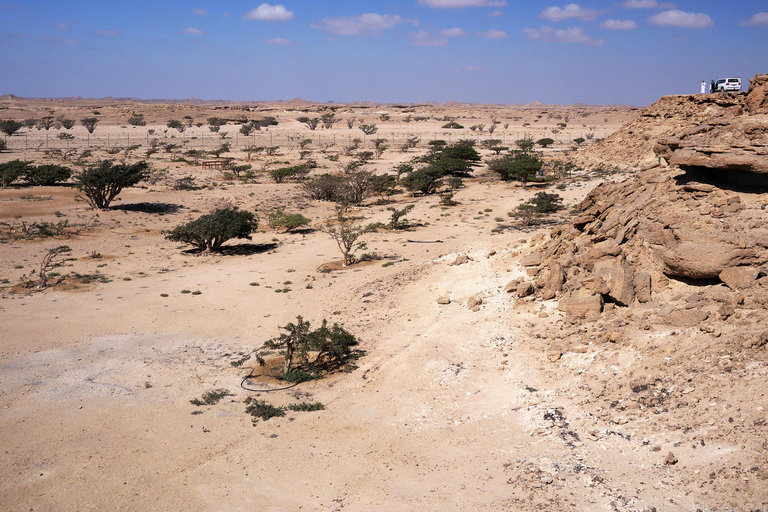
[467,294,483,311]
[663,452,678,466]
[663,308,709,328]
[517,282,535,298]
[449,254,472,266]
[437,296,451,305]
[522,251,542,267]
[558,288,603,321]
[504,278,522,293]
[634,272,652,303]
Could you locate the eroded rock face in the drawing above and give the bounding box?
[522,167,768,320]
[746,73,768,114]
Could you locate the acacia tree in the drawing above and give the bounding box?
[320,113,336,129]
[74,160,149,209]
[297,117,320,130]
[167,120,186,133]
[81,117,99,134]
[487,153,542,186]
[359,124,378,136]
[165,207,257,252]
[0,120,23,137]
[322,213,374,266]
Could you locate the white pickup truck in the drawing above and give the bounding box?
[714,77,742,92]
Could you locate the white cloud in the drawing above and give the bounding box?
[740,12,768,27]
[94,30,119,36]
[647,10,713,28]
[418,0,506,8]
[266,37,298,46]
[441,27,466,37]
[39,35,78,45]
[192,8,207,16]
[523,25,604,45]
[489,10,504,17]
[311,14,404,36]
[53,22,70,30]
[600,19,637,29]
[243,4,294,22]
[458,65,484,72]
[410,30,448,46]
[182,27,204,35]
[621,0,676,8]
[478,29,507,39]
[540,4,601,22]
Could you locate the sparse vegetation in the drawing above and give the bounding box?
[74,160,149,209]
[190,389,232,406]
[165,207,257,252]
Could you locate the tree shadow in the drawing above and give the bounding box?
[215,242,278,256]
[112,202,184,214]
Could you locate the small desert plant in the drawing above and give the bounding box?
[322,214,375,266]
[401,166,444,195]
[269,165,308,183]
[244,398,286,422]
[573,137,586,146]
[57,117,75,130]
[128,114,147,126]
[190,389,232,406]
[302,173,348,202]
[387,204,414,230]
[38,245,71,289]
[165,207,257,252]
[442,121,463,129]
[207,117,226,132]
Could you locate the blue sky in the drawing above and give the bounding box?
[0,1,766,106]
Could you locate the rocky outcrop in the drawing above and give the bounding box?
[522,165,768,320]
[745,73,768,114]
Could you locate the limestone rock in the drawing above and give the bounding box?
[504,278,523,293]
[467,294,483,311]
[592,257,635,306]
[634,272,652,303]
[719,266,759,290]
[517,282,535,298]
[558,288,603,320]
[437,296,451,305]
[663,242,756,279]
[450,254,472,266]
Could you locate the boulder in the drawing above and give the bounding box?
[503,278,523,293]
[663,242,756,279]
[517,282,535,298]
[719,266,759,290]
[437,296,451,305]
[558,288,603,320]
[450,254,472,266]
[746,73,768,114]
[522,251,543,267]
[537,261,564,300]
[633,272,652,303]
[661,308,709,328]
[592,257,635,306]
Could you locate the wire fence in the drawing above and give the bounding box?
[3,126,605,157]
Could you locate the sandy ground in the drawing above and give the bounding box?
[1,101,766,511]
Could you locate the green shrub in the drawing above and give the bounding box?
[269,165,308,183]
[288,402,325,411]
[401,166,444,195]
[487,153,542,184]
[268,210,311,232]
[0,119,23,137]
[302,173,348,201]
[537,138,555,148]
[74,160,149,208]
[0,139,6,152]
[26,165,73,186]
[441,121,464,129]
[244,398,286,421]
[0,159,30,188]
[165,207,257,252]
[441,142,480,162]
[190,389,232,406]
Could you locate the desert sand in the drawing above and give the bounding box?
[1,96,765,511]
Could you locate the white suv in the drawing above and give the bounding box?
[714,78,742,92]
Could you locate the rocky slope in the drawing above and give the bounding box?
[572,74,768,171]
